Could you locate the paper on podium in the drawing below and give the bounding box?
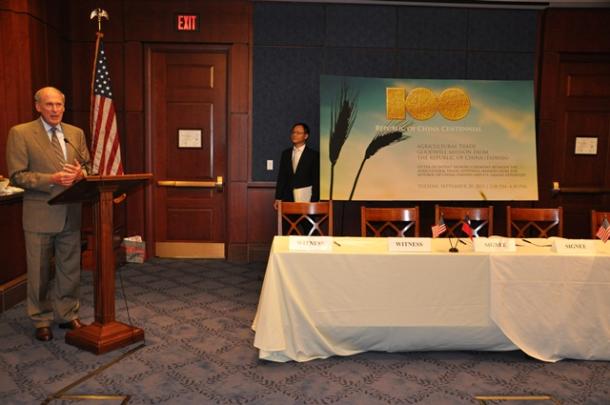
[293,186,312,202]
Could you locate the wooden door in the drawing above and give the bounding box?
[548,57,610,236]
[148,46,227,258]
[554,59,610,189]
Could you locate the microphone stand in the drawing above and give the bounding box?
[67,139,126,203]
[448,236,459,253]
[64,138,96,175]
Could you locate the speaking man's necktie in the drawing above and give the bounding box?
[50,127,66,164]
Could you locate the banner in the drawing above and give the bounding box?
[320,75,538,201]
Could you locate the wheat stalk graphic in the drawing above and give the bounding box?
[328,83,358,200]
[348,121,411,201]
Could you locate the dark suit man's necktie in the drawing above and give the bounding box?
[50,127,66,164]
[292,147,301,173]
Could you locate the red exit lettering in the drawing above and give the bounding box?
[177,15,198,31]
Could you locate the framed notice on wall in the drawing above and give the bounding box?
[178,129,202,148]
[574,137,598,155]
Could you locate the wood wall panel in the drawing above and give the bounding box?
[3,0,28,13]
[544,10,610,53]
[246,186,276,243]
[567,74,610,97]
[0,196,26,284]
[21,0,46,19]
[536,119,556,204]
[69,111,91,140]
[45,25,69,90]
[0,0,65,309]
[124,41,143,112]
[66,0,124,42]
[230,44,250,114]
[124,112,145,171]
[28,16,47,90]
[228,114,248,182]
[123,43,145,240]
[124,111,146,237]
[123,0,249,44]
[538,52,559,121]
[1,2,60,175]
[228,182,248,243]
[0,12,11,176]
[67,42,95,113]
[10,11,35,122]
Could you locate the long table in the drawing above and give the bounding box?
[252,237,610,362]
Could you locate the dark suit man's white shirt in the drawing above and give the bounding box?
[291,144,312,202]
[292,144,305,173]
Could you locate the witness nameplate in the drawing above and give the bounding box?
[388,237,432,252]
[288,236,333,252]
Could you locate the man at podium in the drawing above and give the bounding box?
[6,86,91,342]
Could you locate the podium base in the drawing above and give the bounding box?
[65,321,144,355]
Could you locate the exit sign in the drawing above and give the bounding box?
[176,14,199,31]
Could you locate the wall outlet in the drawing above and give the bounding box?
[266,160,273,171]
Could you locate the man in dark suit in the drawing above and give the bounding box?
[274,122,319,209]
[6,87,90,341]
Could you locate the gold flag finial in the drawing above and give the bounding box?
[89,8,109,32]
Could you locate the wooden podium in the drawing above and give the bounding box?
[49,173,152,354]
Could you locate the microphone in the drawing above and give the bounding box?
[63,138,95,175]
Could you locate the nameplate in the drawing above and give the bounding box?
[388,237,432,252]
[288,236,333,252]
[552,239,595,254]
[474,237,516,252]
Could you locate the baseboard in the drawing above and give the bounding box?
[248,243,271,262]
[227,243,271,263]
[227,243,248,263]
[0,274,27,313]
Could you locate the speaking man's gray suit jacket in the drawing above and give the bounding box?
[6,117,90,233]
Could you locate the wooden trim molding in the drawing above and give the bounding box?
[0,274,27,313]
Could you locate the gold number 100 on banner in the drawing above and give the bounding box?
[386,87,471,121]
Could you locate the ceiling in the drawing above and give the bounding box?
[256,0,610,9]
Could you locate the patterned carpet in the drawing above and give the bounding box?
[1,258,609,404]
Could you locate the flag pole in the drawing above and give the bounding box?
[90,33,102,146]
[89,9,108,167]
[448,236,458,253]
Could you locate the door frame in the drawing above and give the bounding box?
[144,43,231,258]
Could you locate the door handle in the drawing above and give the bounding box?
[157,176,223,191]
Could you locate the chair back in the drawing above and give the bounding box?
[434,205,493,237]
[591,210,610,239]
[506,206,563,237]
[277,201,333,236]
[361,206,420,237]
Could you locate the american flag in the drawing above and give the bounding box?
[431,216,447,238]
[461,215,474,240]
[90,33,123,175]
[596,217,610,243]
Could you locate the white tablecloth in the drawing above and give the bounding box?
[252,237,610,362]
[490,251,610,361]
